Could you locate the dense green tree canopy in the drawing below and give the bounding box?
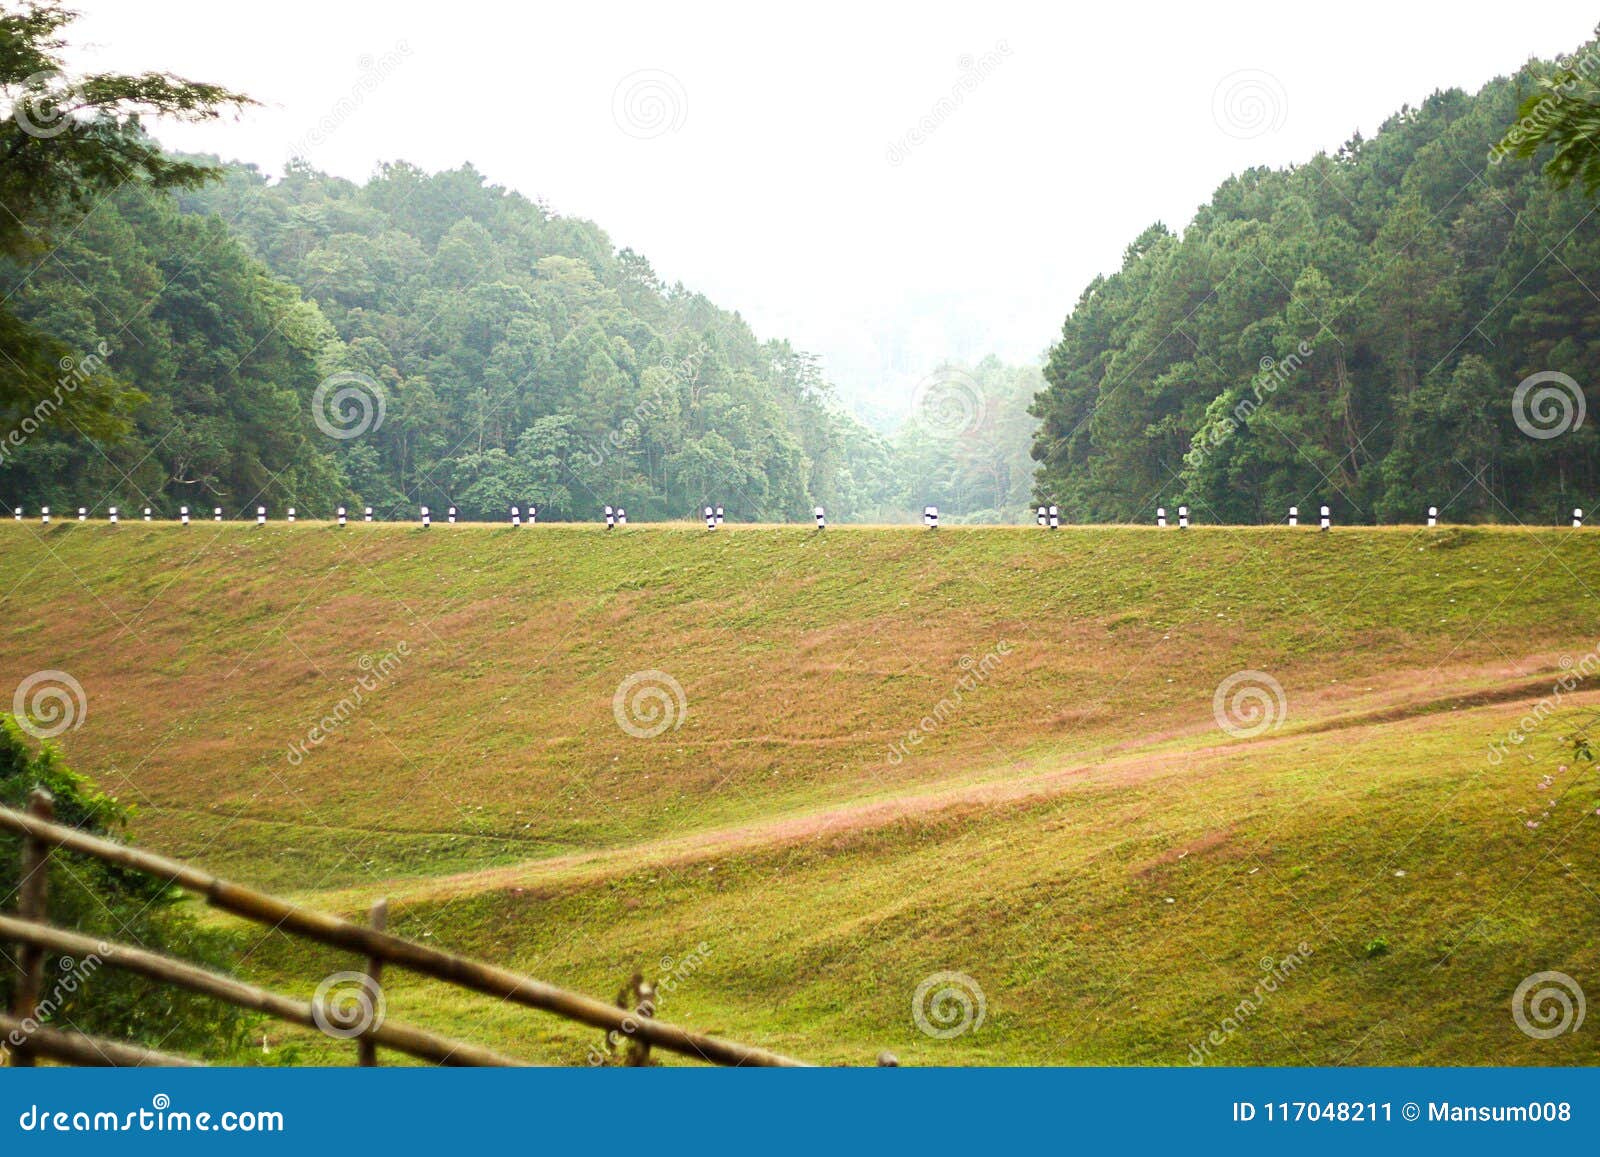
[0,156,900,520]
[0,2,249,448]
[1032,36,1600,525]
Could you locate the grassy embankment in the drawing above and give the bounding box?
[0,521,1596,1064]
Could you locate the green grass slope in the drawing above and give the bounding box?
[0,521,1596,1065]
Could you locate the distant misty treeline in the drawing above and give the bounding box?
[0,154,1046,523]
[0,159,900,521]
[1031,38,1600,524]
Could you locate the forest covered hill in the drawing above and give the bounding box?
[8,34,1600,525]
[0,157,909,520]
[1031,38,1600,524]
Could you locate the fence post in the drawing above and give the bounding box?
[357,898,389,1067]
[9,788,54,1067]
[611,973,657,1066]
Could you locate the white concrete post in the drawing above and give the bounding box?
[364,506,373,522]
[1178,505,1189,529]
[1320,505,1331,531]
[815,505,826,530]
[257,506,266,526]
[1427,506,1437,527]
[604,505,615,530]
[1157,506,1166,528]
[705,505,716,530]
[108,506,118,524]
[1048,505,1060,530]
[421,505,430,528]
[337,506,347,528]
[41,507,49,524]
[447,506,457,524]
[180,506,190,526]
[1574,507,1584,529]
[512,505,522,527]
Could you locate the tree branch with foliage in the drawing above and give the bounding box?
[0,1,252,440]
[1497,30,1600,196]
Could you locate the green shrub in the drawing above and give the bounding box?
[0,717,254,1061]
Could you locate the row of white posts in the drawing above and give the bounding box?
[1146,504,1592,529]
[10,502,1592,529]
[1156,504,1333,529]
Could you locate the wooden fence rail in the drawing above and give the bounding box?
[0,790,812,1068]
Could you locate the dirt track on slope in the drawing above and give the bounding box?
[299,655,1597,909]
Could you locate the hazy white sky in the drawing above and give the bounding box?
[59,1,1599,417]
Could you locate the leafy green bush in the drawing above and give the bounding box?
[0,717,253,1060]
